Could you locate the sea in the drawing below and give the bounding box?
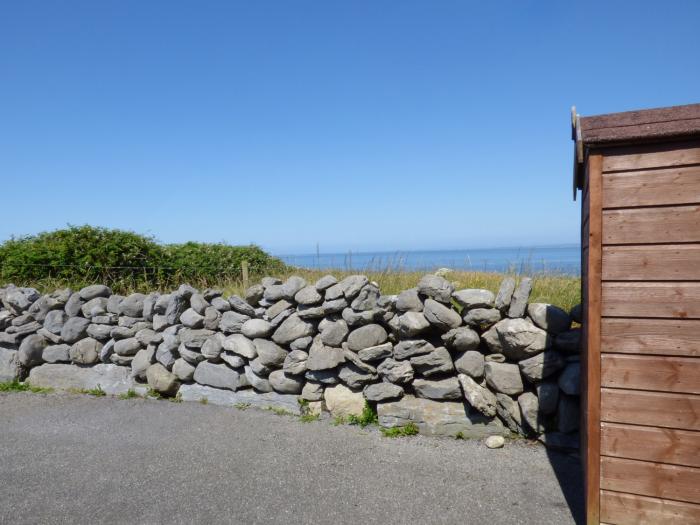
[277,244,581,276]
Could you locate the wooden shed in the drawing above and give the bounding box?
[573,103,700,524]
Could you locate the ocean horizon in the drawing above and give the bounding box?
[277,244,581,276]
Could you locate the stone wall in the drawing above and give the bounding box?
[0,274,581,446]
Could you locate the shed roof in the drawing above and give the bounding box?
[571,103,700,196]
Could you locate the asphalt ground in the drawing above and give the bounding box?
[0,392,583,524]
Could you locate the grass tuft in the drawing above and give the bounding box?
[266,405,293,416]
[347,402,378,428]
[381,423,420,438]
[0,380,53,394]
[299,413,320,423]
[118,389,140,400]
[234,402,251,410]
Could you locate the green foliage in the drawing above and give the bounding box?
[0,380,52,394]
[199,397,208,405]
[455,431,465,440]
[332,415,347,426]
[347,402,378,428]
[146,388,162,399]
[380,423,419,438]
[86,385,106,396]
[299,413,320,423]
[266,405,292,416]
[169,392,183,403]
[0,225,287,293]
[118,389,140,400]
[234,402,251,410]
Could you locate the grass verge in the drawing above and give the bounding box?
[0,380,53,394]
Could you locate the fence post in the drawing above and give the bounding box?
[241,260,249,290]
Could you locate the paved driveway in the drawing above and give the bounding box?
[0,392,583,524]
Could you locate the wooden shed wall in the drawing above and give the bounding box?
[586,140,700,524]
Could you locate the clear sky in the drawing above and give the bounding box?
[2,1,699,255]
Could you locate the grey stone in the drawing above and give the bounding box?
[377,358,414,385]
[172,358,196,381]
[119,293,146,317]
[397,311,430,337]
[527,303,571,334]
[42,344,71,364]
[142,293,158,321]
[413,377,462,400]
[222,334,257,359]
[519,392,544,434]
[304,369,338,385]
[335,275,369,300]
[211,296,231,312]
[263,284,287,302]
[60,317,90,344]
[294,286,323,305]
[341,308,384,327]
[177,344,205,365]
[338,363,377,389]
[11,313,35,327]
[484,362,524,395]
[485,435,505,449]
[496,393,525,435]
[377,395,505,438]
[177,384,301,415]
[220,353,245,369]
[44,310,68,335]
[265,299,293,321]
[135,328,159,346]
[64,293,85,318]
[241,319,273,339]
[18,333,47,367]
[306,338,345,371]
[164,290,189,324]
[28,363,143,396]
[99,339,115,363]
[358,342,393,362]
[37,328,61,344]
[254,339,287,368]
[283,350,308,375]
[180,308,204,329]
[569,304,582,324]
[453,350,485,379]
[244,366,272,392]
[508,278,532,318]
[350,283,380,311]
[107,294,124,314]
[179,328,214,348]
[297,305,327,319]
[363,382,404,402]
[244,284,264,306]
[225,295,255,317]
[118,316,146,328]
[555,329,581,353]
[219,311,251,334]
[495,277,516,311]
[250,357,272,378]
[463,308,502,330]
[193,361,240,391]
[268,370,304,394]
[458,373,497,417]
[301,381,324,401]
[290,336,312,351]
[557,394,580,433]
[324,383,365,417]
[538,432,580,452]
[417,274,454,304]
[423,299,462,332]
[0,348,20,382]
[320,319,349,347]
[114,337,142,357]
[395,288,423,312]
[152,314,170,332]
[87,323,112,341]
[202,307,221,331]
[320,298,347,315]
[452,289,495,310]
[492,318,552,360]
[537,381,560,415]
[272,313,315,345]
[70,338,102,365]
[81,297,108,318]
[410,347,454,377]
[90,314,118,325]
[131,347,155,380]
[518,351,566,383]
[79,285,112,301]
[314,275,338,291]
[441,326,480,352]
[345,324,386,352]
[201,334,224,361]
[558,362,580,395]
[393,339,434,360]
[146,363,180,396]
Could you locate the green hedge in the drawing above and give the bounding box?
[0,225,286,290]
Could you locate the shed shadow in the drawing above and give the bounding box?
[546,447,585,524]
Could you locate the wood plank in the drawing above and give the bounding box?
[602,142,700,172]
[601,318,700,357]
[600,490,700,524]
[602,282,700,319]
[603,244,700,280]
[603,165,700,208]
[603,205,700,244]
[601,354,700,394]
[601,388,700,431]
[601,422,700,468]
[585,118,700,145]
[600,456,700,504]
[584,153,603,524]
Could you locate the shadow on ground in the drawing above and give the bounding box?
[547,449,585,524]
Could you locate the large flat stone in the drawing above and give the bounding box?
[177,384,301,415]
[27,363,146,396]
[377,395,505,438]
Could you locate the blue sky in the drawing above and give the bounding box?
[1,1,699,255]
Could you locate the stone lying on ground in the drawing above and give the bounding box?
[324,383,365,417]
[178,384,301,415]
[28,363,147,396]
[146,363,180,396]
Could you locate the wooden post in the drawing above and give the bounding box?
[241,260,249,290]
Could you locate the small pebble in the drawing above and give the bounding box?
[485,435,505,449]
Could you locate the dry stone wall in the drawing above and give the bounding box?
[0,274,581,446]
